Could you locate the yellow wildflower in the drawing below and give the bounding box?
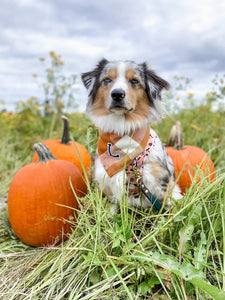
[39,58,45,61]
[43,83,51,88]
[59,99,64,104]
[32,74,38,77]
[27,98,34,104]
[188,92,194,97]
[0,99,5,105]
[50,51,56,58]
[190,124,202,131]
[2,111,8,117]
[33,105,40,111]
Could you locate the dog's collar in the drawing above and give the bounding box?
[137,178,167,214]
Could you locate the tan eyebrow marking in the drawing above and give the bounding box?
[126,69,135,80]
[126,69,140,81]
[104,68,117,79]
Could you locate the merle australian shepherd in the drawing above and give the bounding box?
[82,59,182,213]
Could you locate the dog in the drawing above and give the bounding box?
[82,59,182,212]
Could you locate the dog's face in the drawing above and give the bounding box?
[82,59,169,134]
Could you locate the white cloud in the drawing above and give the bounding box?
[0,0,224,112]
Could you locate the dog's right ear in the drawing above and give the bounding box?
[81,58,109,103]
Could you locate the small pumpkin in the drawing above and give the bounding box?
[8,143,87,247]
[165,121,215,194]
[32,116,91,177]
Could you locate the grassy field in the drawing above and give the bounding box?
[0,104,225,299]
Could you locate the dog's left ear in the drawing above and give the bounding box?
[141,62,170,122]
[141,62,170,103]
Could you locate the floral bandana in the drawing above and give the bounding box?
[125,128,158,197]
[97,127,158,194]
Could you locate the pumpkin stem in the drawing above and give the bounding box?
[61,115,70,145]
[166,121,184,150]
[33,143,57,163]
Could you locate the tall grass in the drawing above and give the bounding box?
[1,173,225,299]
[0,107,225,299]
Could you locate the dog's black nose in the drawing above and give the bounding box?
[111,89,126,102]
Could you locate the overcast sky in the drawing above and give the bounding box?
[0,0,224,112]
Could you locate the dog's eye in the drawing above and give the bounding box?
[102,77,112,84]
[129,78,139,85]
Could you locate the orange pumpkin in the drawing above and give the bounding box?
[165,121,215,194]
[32,116,91,177]
[8,143,87,247]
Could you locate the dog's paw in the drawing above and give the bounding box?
[172,184,183,200]
[110,204,119,214]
